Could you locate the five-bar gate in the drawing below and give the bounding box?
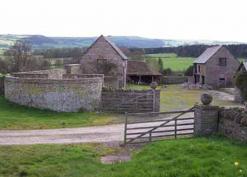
[124,107,195,145]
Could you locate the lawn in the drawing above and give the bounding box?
[0,96,123,130]
[0,137,246,177]
[127,84,241,111]
[145,53,194,72]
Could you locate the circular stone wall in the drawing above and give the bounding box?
[4,76,103,112]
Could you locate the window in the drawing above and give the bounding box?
[219,58,227,66]
[198,65,201,72]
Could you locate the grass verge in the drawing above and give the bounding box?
[0,96,123,130]
[0,137,246,177]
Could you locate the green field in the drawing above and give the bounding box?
[0,137,246,177]
[145,53,194,72]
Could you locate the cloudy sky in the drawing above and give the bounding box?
[0,0,247,42]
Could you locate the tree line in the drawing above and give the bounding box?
[143,44,247,58]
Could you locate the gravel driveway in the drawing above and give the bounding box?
[0,112,194,146]
[0,124,124,145]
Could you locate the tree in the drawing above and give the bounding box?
[184,65,194,76]
[5,40,32,72]
[235,73,247,101]
[158,58,164,73]
[3,40,51,73]
[163,68,173,76]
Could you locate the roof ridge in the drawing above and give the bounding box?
[100,35,128,60]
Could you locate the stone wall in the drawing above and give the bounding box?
[194,105,247,142]
[163,76,188,84]
[0,76,4,96]
[219,108,247,142]
[13,69,66,79]
[64,64,81,74]
[101,89,160,113]
[4,75,103,112]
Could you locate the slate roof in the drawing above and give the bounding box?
[127,60,162,76]
[194,45,223,64]
[244,62,247,70]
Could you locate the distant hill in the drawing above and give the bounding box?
[0,34,244,50]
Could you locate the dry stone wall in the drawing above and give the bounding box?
[195,105,247,142]
[101,89,160,113]
[4,75,103,112]
[219,108,247,142]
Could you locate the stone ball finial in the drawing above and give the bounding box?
[150,81,158,90]
[201,93,213,105]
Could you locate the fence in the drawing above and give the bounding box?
[124,107,195,145]
[163,76,188,84]
[101,89,160,113]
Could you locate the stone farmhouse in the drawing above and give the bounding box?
[193,46,240,88]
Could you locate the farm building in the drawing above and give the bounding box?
[127,60,162,84]
[80,35,128,88]
[193,46,240,88]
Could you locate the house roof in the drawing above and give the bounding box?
[237,61,247,72]
[83,35,128,60]
[244,62,247,70]
[127,60,162,76]
[194,45,223,64]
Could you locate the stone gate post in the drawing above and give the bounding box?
[194,94,220,136]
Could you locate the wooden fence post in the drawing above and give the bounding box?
[124,112,128,145]
[175,118,177,139]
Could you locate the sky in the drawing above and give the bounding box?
[0,0,247,42]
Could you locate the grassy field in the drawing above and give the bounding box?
[0,96,123,130]
[0,137,246,177]
[145,53,194,72]
[127,84,241,111]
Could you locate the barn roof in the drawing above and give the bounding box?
[194,45,223,64]
[83,35,128,60]
[127,60,162,76]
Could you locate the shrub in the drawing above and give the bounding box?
[184,65,194,76]
[235,73,247,101]
[163,68,173,75]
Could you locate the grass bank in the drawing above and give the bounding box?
[0,96,122,130]
[0,137,246,177]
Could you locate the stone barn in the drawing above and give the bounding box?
[127,60,162,84]
[193,46,240,88]
[80,35,128,88]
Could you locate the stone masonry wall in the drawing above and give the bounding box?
[195,105,247,142]
[14,69,66,79]
[101,89,160,113]
[4,75,103,112]
[219,108,247,142]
